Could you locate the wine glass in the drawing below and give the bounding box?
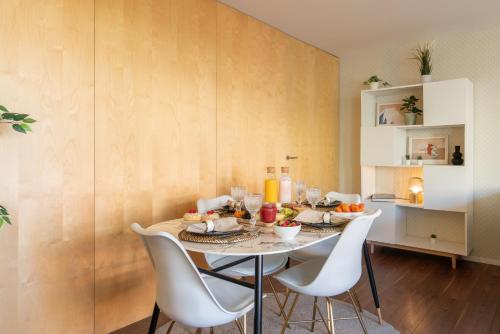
[306,187,321,210]
[244,193,263,230]
[295,181,306,204]
[231,186,246,212]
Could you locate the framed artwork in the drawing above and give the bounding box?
[408,136,449,164]
[376,102,404,126]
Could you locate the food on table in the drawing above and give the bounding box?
[260,203,278,223]
[276,219,300,227]
[234,210,246,218]
[279,167,292,204]
[264,166,279,203]
[334,202,365,213]
[183,209,202,221]
[202,210,220,221]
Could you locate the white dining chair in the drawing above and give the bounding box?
[288,192,362,263]
[274,210,381,334]
[196,195,289,320]
[131,223,253,334]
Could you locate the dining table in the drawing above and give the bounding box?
[147,216,382,334]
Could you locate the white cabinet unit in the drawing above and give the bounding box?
[423,78,473,126]
[360,79,474,268]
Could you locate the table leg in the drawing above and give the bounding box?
[363,241,383,324]
[254,255,263,334]
[148,302,160,334]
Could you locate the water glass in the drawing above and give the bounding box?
[231,186,246,211]
[306,187,321,210]
[295,181,306,204]
[244,193,263,229]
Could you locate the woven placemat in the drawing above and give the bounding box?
[178,229,259,244]
[300,222,349,233]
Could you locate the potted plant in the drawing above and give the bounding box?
[411,42,434,83]
[0,104,36,229]
[400,95,422,125]
[417,156,423,166]
[363,75,390,90]
[405,154,411,166]
[430,234,437,244]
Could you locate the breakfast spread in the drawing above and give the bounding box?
[334,202,365,213]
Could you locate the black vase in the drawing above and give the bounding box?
[452,145,463,165]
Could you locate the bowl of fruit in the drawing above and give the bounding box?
[273,220,301,240]
[332,202,365,219]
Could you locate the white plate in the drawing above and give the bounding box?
[331,211,364,219]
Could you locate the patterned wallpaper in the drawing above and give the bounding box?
[339,25,500,262]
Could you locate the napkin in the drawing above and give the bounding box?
[186,217,242,234]
[294,210,330,224]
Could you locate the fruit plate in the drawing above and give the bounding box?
[331,211,364,219]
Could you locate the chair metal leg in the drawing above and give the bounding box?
[280,293,300,334]
[148,303,160,334]
[195,329,202,334]
[267,276,287,320]
[348,290,368,334]
[235,319,245,334]
[314,302,331,334]
[243,313,247,334]
[351,289,363,313]
[310,296,318,332]
[166,321,176,334]
[326,297,335,334]
[210,327,214,334]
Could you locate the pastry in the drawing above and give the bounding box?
[183,209,202,221]
[202,210,220,221]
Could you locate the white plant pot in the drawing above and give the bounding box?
[421,74,432,83]
[430,237,436,244]
[417,160,423,166]
[405,113,417,125]
[405,159,411,166]
[369,82,380,90]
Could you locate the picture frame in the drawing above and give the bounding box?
[408,136,449,165]
[376,102,405,126]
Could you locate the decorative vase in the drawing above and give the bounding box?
[370,81,380,90]
[405,159,411,166]
[452,145,464,165]
[421,74,432,83]
[430,237,436,244]
[405,113,416,125]
[417,159,423,166]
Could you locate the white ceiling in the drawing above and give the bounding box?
[218,0,500,56]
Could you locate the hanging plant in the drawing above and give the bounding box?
[0,104,37,133]
[1,104,36,229]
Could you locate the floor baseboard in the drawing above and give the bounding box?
[463,255,500,266]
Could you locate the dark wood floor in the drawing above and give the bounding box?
[113,248,500,334]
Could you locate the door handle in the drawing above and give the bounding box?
[286,155,298,160]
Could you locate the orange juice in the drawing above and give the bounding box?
[264,167,278,203]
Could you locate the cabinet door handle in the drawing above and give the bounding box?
[286,155,298,160]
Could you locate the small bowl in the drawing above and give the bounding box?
[273,224,301,240]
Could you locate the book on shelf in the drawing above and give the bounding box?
[371,194,396,202]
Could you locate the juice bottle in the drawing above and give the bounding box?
[279,167,292,204]
[264,167,278,203]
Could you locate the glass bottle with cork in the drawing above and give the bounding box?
[279,167,292,204]
[264,167,278,203]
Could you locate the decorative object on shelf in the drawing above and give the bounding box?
[409,136,448,165]
[417,156,423,166]
[411,41,434,83]
[430,234,437,244]
[363,75,390,90]
[408,177,424,204]
[0,206,11,229]
[376,102,404,126]
[0,104,37,134]
[452,145,464,165]
[405,154,411,166]
[400,95,422,125]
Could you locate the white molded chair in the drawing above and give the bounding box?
[131,223,253,333]
[274,210,381,334]
[288,192,362,263]
[197,195,289,318]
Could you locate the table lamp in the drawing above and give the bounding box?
[408,177,424,204]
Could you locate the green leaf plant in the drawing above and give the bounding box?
[1,104,36,229]
[400,96,423,115]
[0,104,37,134]
[411,41,434,75]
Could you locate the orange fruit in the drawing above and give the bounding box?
[341,203,350,212]
[358,203,365,211]
[350,204,359,212]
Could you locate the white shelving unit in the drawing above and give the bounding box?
[361,78,474,269]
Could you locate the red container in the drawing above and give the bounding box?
[260,203,278,223]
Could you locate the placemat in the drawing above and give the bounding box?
[300,221,349,233]
[178,229,259,244]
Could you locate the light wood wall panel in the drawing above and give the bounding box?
[0,0,95,333]
[95,0,216,332]
[216,4,339,196]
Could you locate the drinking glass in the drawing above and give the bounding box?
[244,193,263,230]
[306,187,321,210]
[231,186,246,211]
[295,181,306,204]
